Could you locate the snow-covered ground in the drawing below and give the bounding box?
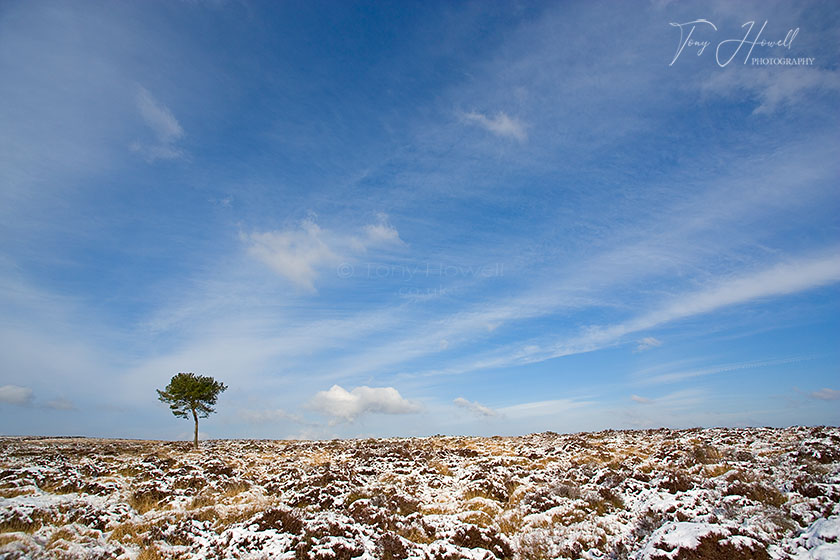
[1,426,838,559]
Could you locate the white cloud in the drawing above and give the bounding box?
[309,385,421,423]
[364,213,403,245]
[0,385,34,406]
[462,111,527,141]
[630,394,652,404]
[453,397,499,417]
[246,218,338,291]
[635,337,662,352]
[132,86,185,161]
[245,215,403,291]
[810,388,840,401]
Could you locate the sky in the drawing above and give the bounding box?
[0,0,838,441]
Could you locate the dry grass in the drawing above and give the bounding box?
[0,428,835,559]
[725,482,787,508]
[45,527,85,551]
[343,490,372,506]
[516,531,552,559]
[0,512,51,534]
[459,510,493,528]
[187,494,217,510]
[463,497,502,518]
[497,512,524,535]
[0,487,33,499]
[397,525,435,544]
[304,450,332,467]
[137,546,167,560]
[0,534,19,547]
[214,503,266,527]
[191,507,220,525]
[704,464,732,478]
[109,520,153,545]
[428,460,452,476]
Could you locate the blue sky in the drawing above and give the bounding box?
[1,0,838,440]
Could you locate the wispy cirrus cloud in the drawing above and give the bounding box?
[498,397,593,419]
[810,388,840,401]
[554,250,840,359]
[404,250,840,379]
[635,356,808,386]
[461,111,527,141]
[703,67,840,115]
[131,86,185,161]
[453,397,500,418]
[635,337,662,352]
[244,214,403,292]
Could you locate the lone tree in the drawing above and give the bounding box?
[157,373,227,449]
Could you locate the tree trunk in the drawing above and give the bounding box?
[192,408,199,450]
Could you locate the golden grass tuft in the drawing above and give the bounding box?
[0,534,19,546]
[214,504,265,527]
[136,545,167,560]
[108,521,152,545]
[459,510,494,527]
[397,525,434,544]
[129,495,163,515]
[191,507,220,525]
[498,512,524,535]
[704,464,732,478]
[428,460,452,476]
[0,512,50,534]
[463,497,502,518]
[45,527,82,551]
[0,487,33,499]
[187,494,217,510]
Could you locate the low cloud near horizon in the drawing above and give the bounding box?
[454,397,500,418]
[0,385,33,406]
[309,385,421,423]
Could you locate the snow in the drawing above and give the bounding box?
[788,515,840,560]
[0,427,838,559]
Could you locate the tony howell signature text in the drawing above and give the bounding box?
[669,19,803,67]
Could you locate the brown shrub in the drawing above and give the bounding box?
[129,487,169,514]
[379,532,411,560]
[689,442,722,465]
[724,482,786,508]
[253,507,303,533]
[650,534,770,560]
[662,471,694,494]
[451,525,513,559]
[521,483,580,514]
